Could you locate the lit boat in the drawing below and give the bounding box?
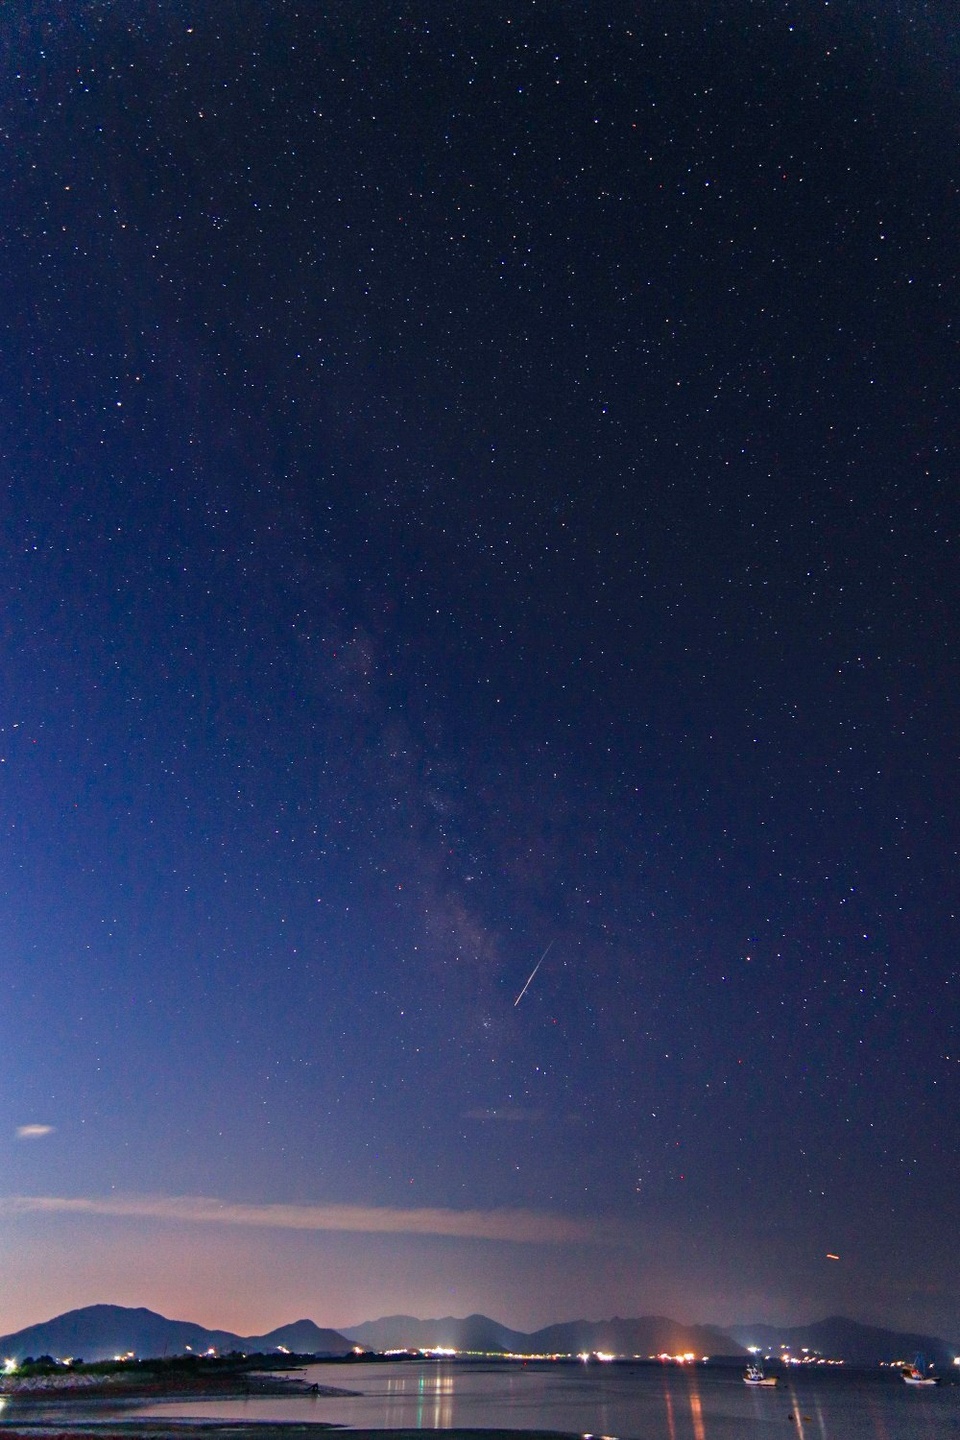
[902,1355,940,1386]
[744,1362,777,1387]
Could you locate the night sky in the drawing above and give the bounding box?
[1,0,958,1340]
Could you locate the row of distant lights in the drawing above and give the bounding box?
[748,1346,843,1367]
[6,1348,958,1373]
[880,1359,960,1368]
[393,1348,706,1364]
[395,1346,960,1369]
[751,1346,960,1369]
[3,1346,222,1372]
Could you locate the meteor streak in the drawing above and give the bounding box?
[514,941,554,1006]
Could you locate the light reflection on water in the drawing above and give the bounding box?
[661,1368,677,1440]
[68,1360,959,1440]
[686,1374,705,1440]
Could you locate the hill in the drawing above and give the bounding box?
[250,1319,353,1354]
[342,1312,960,1365]
[341,1313,534,1353]
[4,1304,957,1370]
[0,1305,352,1363]
[730,1316,960,1370]
[528,1316,743,1358]
[340,1312,743,1357]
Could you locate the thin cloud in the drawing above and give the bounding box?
[15,1125,55,1139]
[0,1193,610,1245]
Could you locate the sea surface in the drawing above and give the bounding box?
[95,1359,959,1440]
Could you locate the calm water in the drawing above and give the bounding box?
[106,1360,959,1440]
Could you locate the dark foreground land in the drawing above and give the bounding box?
[0,1358,354,1404]
[0,1359,577,1439]
[0,1429,576,1440]
[0,1359,360,1432]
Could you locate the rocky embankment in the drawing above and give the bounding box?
[0,1370,356,1401]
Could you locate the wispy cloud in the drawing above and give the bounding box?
[0,1193,610,1245]
[15,1125,55,1140]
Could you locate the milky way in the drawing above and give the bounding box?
[0,0,957,1337]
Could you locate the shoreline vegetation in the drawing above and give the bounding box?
[0,1356,358,1403]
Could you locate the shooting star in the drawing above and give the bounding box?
[514,941,554,1007]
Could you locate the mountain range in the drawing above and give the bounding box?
[340,1312,738,1359]
[1,1304,957,1369]
[0,1305,352,1363]
[728,1316,960,1370]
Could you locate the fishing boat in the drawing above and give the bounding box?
[743,1361,778,1387]
[902,1355,940,1386]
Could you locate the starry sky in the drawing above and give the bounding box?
[1,0,958,1341]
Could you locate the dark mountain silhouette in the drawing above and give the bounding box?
[250,1319,353,1354]
[341,1313,533,1353]
[342,1311,960,1365]
[528,1316,743,1357]
[341,1312,743,1356]
[730,1315,959,1370]
[0,1304,352,1363]
[3,1304,957,1370]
